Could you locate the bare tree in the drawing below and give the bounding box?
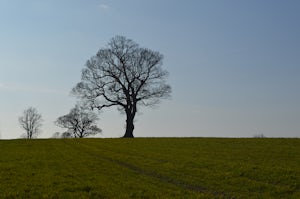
[55,105,102,138]
[19,107,43,139]
[51,132,61,139]
[61,132,72,138]
[72,36,171,138]
[253,133,266,138]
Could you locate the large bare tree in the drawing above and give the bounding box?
[55,105,102,138]
[72,36,171,138]
[19,107,43,139]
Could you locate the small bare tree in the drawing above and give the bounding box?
[19,107,43,139]
[51,132,61,139]
[61,132,72,138]
[55,105,102,138]
[72,36,171,138]
[253,133,266,138]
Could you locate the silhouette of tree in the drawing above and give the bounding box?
[72,36,171,138]
[18,107,43,139]
[55,105,102,138]
[51,132,61,139]
[61,132,72,138]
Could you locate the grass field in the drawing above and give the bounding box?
[0,138,299,198]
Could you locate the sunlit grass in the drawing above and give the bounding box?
[0,138,299,198]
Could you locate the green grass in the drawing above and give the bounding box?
[0,138,299,198]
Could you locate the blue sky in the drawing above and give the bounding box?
[0,0,299,138]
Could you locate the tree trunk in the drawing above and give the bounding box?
[123,116,134,138]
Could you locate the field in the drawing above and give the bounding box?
[0,138,299,198]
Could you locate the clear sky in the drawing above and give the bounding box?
[0,0,299,139]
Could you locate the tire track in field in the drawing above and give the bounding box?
[63,140,235,199]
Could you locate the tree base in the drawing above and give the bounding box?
[122,134,134,138]
[122,131,134,138]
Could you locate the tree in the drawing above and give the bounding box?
[51,132,61,139]
[61,132,72,138]
[18,107,43,139]
[55,105,102,138]
[72,36,171,138]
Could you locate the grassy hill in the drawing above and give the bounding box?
[0,138,299,198]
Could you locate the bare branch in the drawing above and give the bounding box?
[72,36,171,138]
[55,104,102,138]
[18,107,43,139]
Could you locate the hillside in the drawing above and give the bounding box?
[0,138,299,198]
